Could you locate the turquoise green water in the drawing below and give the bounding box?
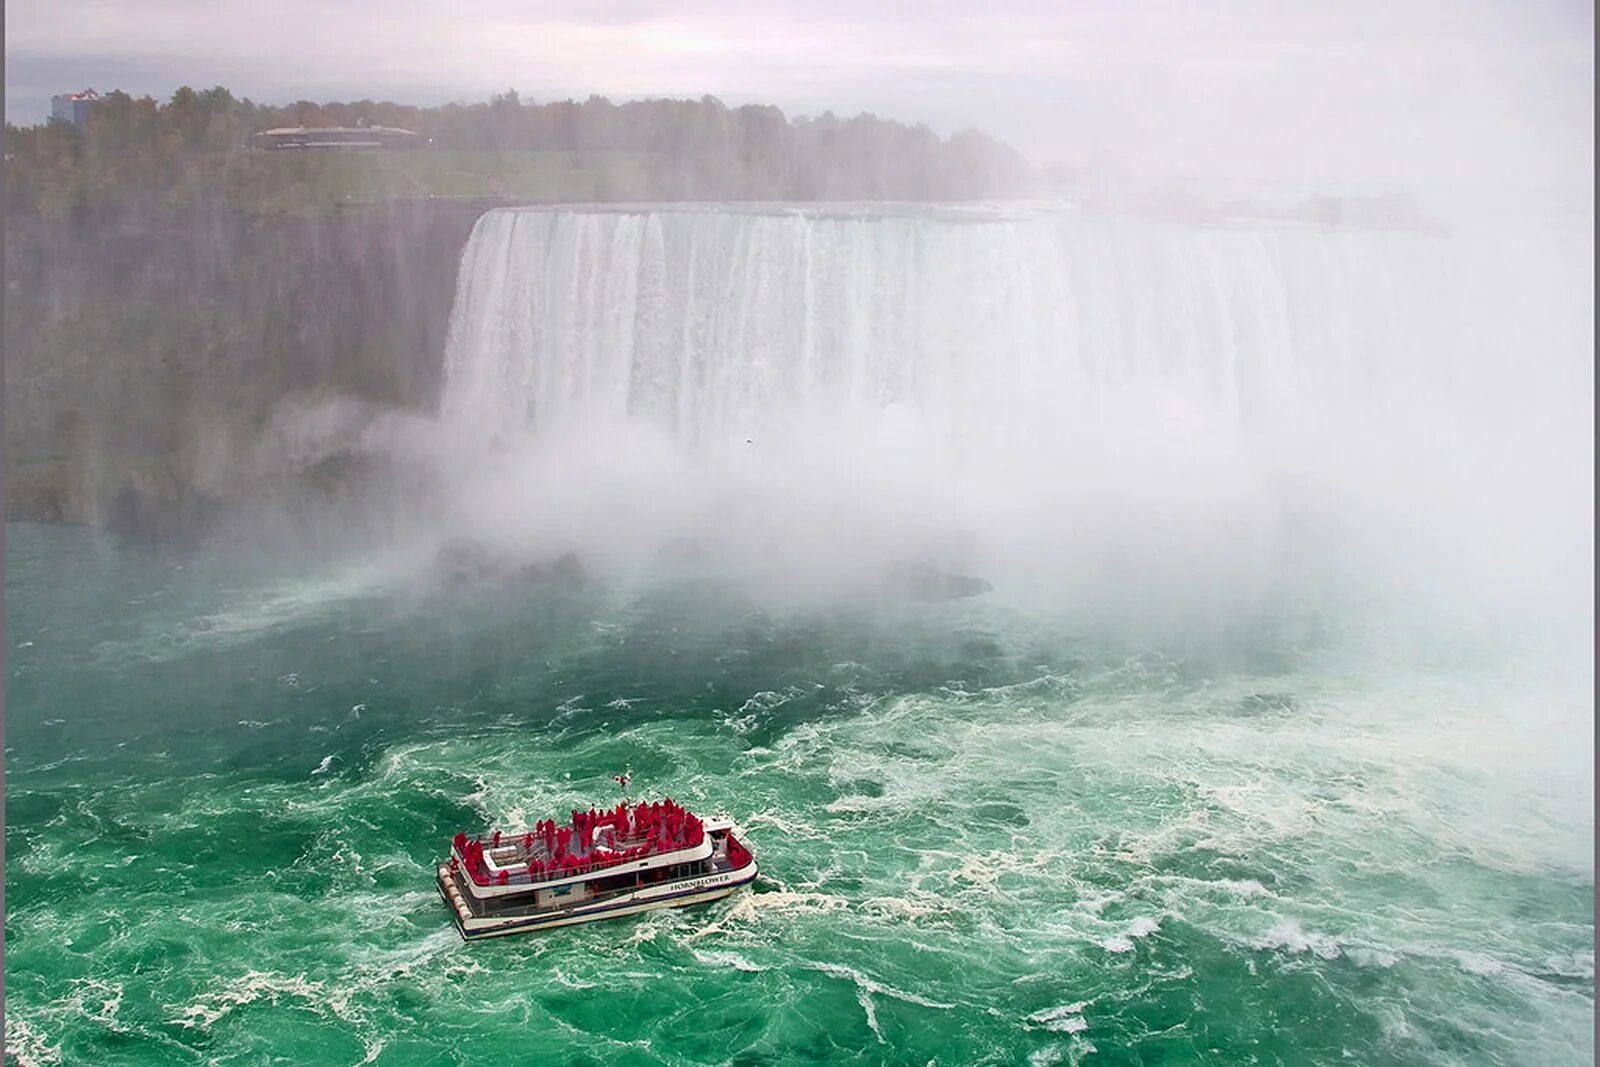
[5,522,1592,1065]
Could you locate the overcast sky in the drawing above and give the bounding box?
[6,0,1592,191]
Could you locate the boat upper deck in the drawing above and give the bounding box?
[451,798,717,893]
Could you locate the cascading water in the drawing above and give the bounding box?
[442,206,1587,442]
[436,204,1591,622]
[445,209,1297,443]
[7,201,1591,1065]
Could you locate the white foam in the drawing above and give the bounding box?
[809,961,956,1011]
[1127,916,1162,939]
[1029,1003,1091,1033]
[1254,918,1343,960]
[742,810,829,840]
[1456,952,1506,976]
[859,895,950,923]
[805,960,957,1044]
[691,949,766,973]
[1098,915,1162,954]
[174,971,335,1030]
[3,1017,63,1067]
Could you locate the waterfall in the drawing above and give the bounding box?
[436,204,1591,618]
[442,206,1586,446]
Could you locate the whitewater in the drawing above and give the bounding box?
[6,201,1592,1065]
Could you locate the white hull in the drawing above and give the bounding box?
[441,862,758,940]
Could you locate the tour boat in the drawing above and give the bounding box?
[436,798,757,940]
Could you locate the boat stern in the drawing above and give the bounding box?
[437,862,474,935]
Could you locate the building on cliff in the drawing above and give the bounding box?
[51,89,101,128]
[250,124,423,150]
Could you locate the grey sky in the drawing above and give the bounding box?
[6,0,1592,190]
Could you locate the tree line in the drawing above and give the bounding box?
[4,86,1034,230]
[1,87,1031,540]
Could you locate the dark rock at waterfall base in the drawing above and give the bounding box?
[434,539,588,590]
[434,537,506,585]
[515,553,588,588]
[655,537,713,568]
[105,478,219,548]
[548,552,588,589]
[883,562,993,602]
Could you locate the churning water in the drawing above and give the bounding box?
[6,202,1592,1065]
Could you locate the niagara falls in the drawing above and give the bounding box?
[4,3,1593,1064]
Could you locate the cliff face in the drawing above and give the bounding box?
[4,89,1036,544]
[4,201,482,542]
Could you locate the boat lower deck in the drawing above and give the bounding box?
[440,807,757,939]
[438,855,758,939]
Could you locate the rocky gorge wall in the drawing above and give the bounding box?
[4,200,485,542]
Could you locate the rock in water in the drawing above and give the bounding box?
[655,537,712,567]
[549,552,587,588]
[883,562,993,602]
[434,537,505,585]
[434,540,587,590]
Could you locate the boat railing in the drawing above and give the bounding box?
[450,800,723,887]
[454,832,712,887]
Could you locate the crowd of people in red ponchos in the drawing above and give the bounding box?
[724,833,751,869]
[450,798,708,886]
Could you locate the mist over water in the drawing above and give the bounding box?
[427,203,1591,635]
[6,0,1593,1058]
[8,193,1592,1064]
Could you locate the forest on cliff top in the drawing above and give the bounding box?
[3,87,1033,541]
[5,85,1033,224]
